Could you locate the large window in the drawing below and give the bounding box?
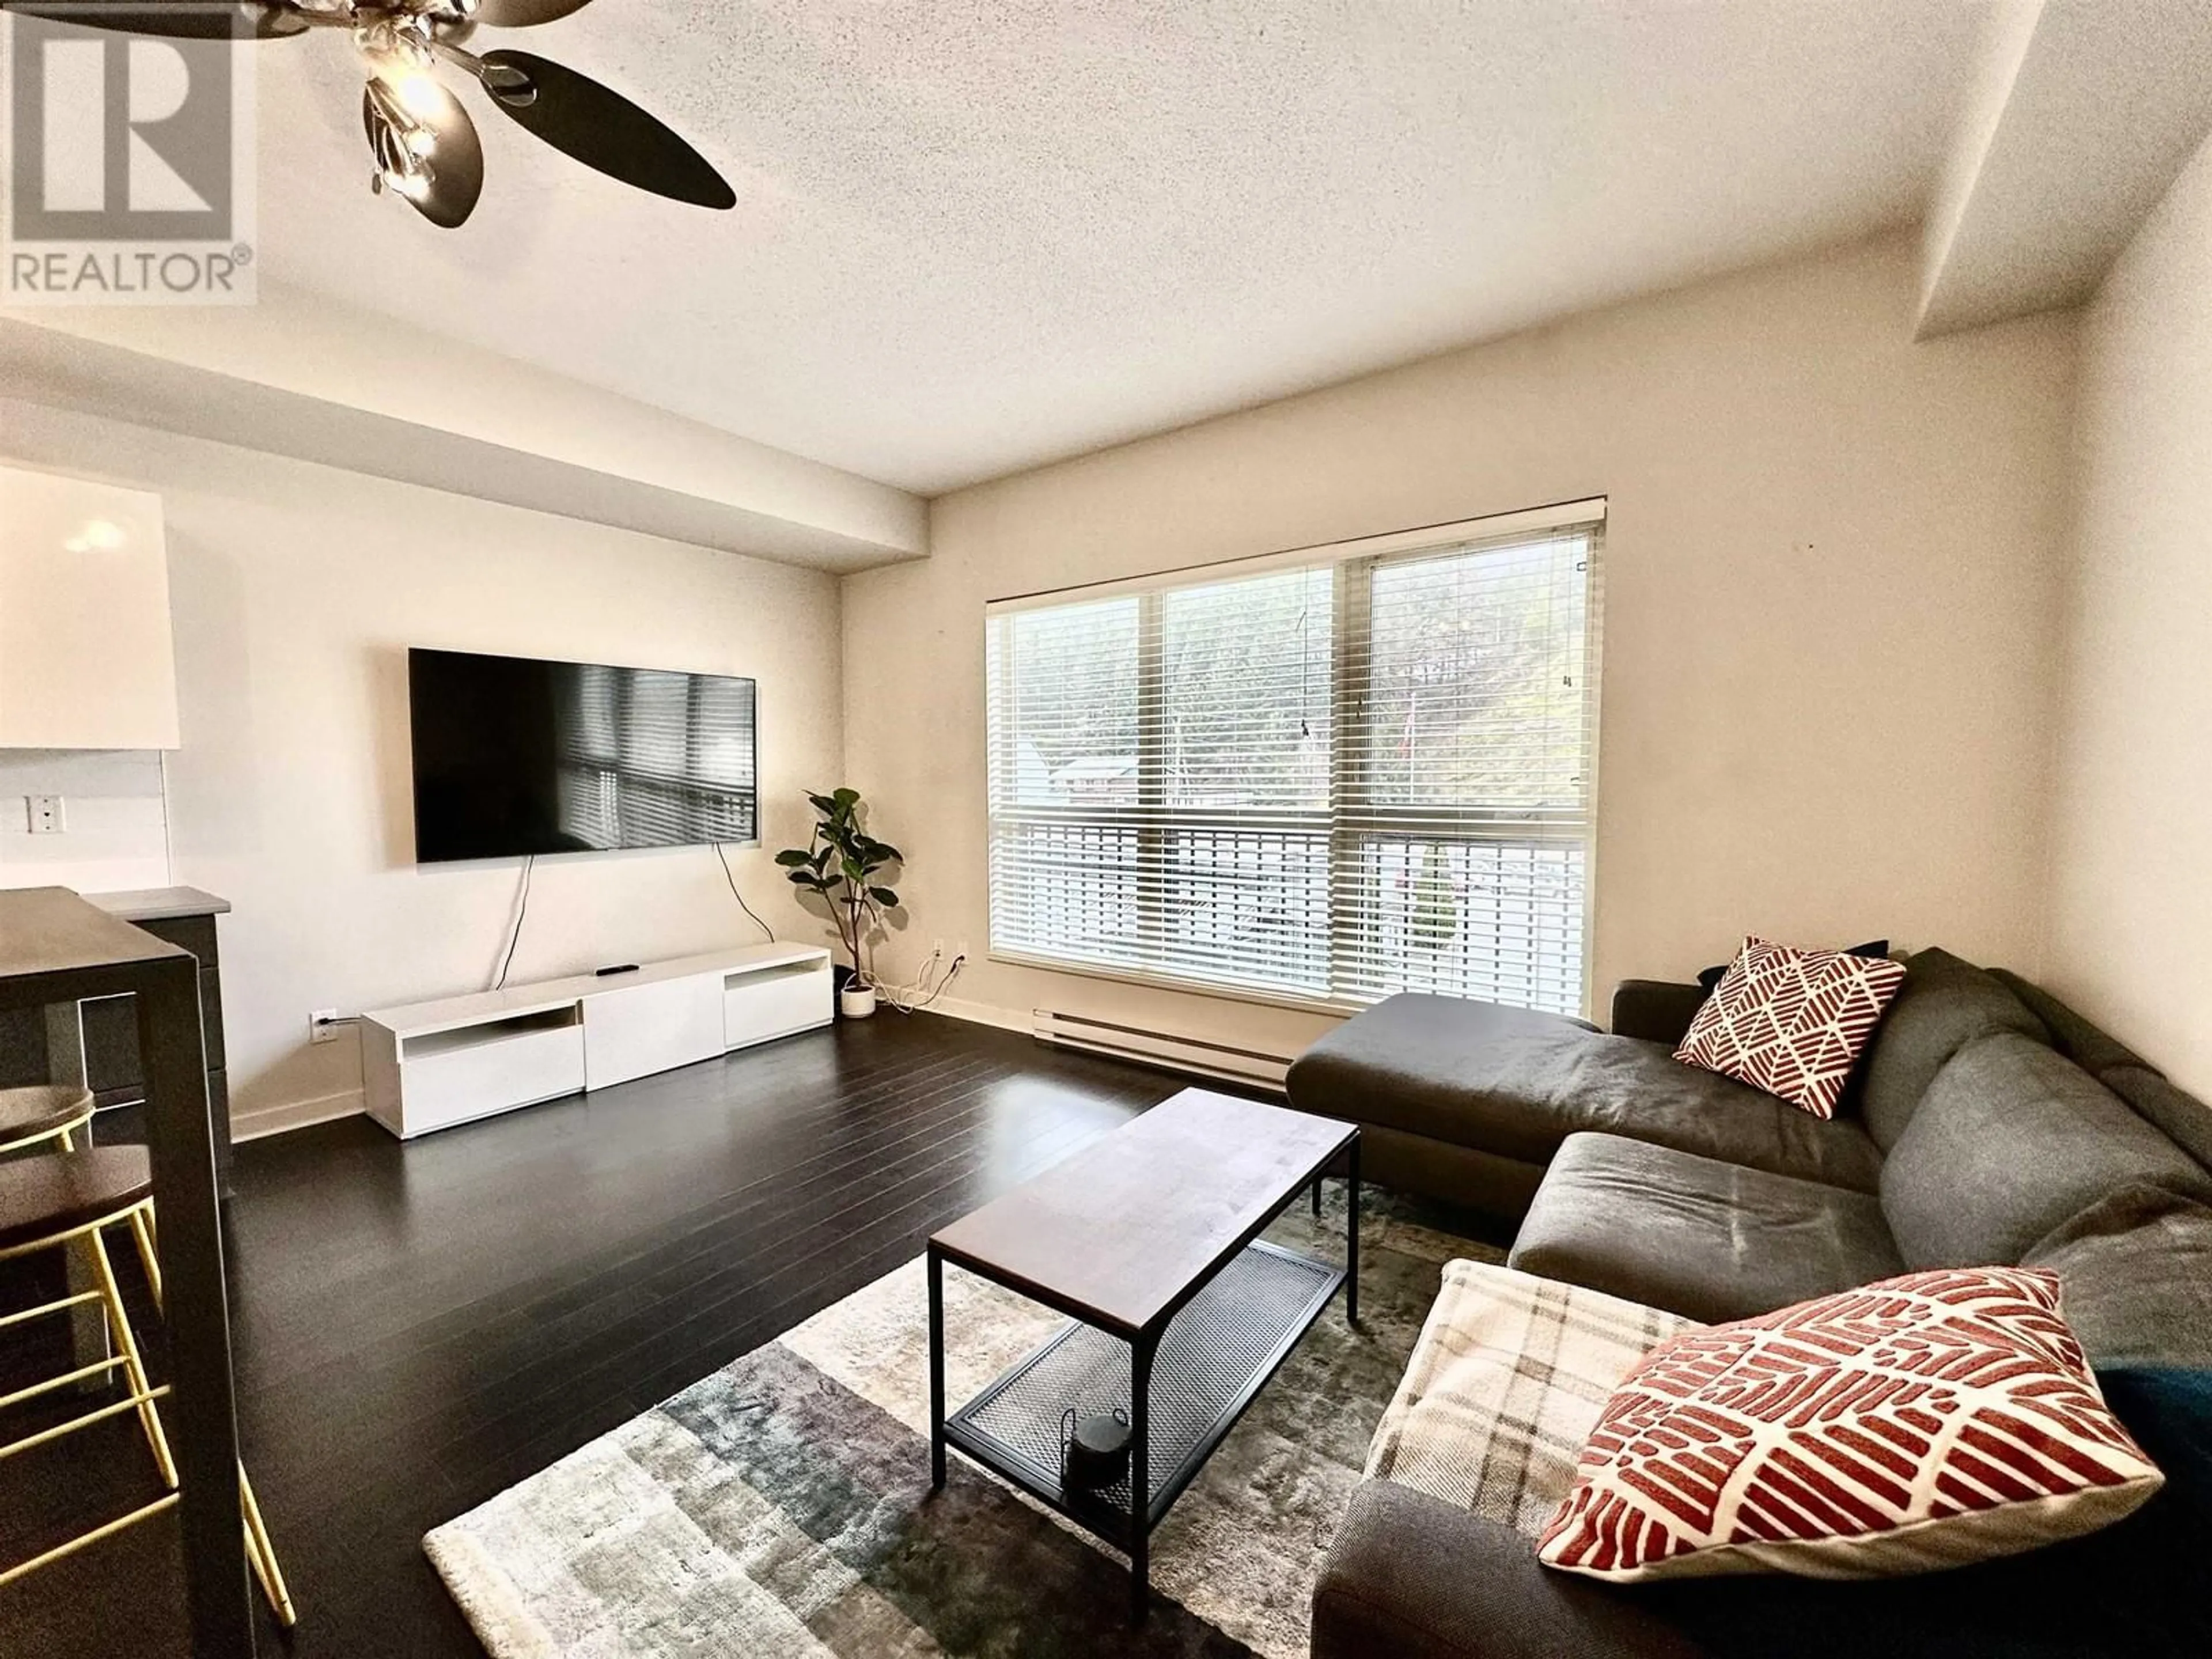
[984,503,1603,1016]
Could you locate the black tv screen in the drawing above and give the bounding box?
[408,648,757,863]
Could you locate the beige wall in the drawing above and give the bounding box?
[0,399,842,1131]
[2044,132,2212,1099]
[842,234,2078,1055]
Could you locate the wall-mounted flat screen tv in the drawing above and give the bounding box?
[408,647,757,863]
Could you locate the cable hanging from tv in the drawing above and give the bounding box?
[493,853,535,991]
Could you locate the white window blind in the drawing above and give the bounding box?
[984,503,1604,1017]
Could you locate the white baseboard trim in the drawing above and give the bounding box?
[911,994,1032,1035]
[230,1088,365,1143]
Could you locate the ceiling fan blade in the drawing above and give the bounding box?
[470,0,595,25]
[362,74,483,230]
[476,49,734,210]
[0,2,307,40]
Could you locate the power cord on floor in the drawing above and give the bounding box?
[494,853,535,991]
[715,843,775,942]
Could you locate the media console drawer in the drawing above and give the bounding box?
[366,1010,585,1139]
[725,961,833,1050]
[584,974,725,1090]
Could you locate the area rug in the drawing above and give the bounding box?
[425,1191,1503,1658]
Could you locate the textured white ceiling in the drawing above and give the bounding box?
[252,1,1981,494]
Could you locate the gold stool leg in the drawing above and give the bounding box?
[130,1200,297,1627]
[128,1205,160,1303]
[238,1468,296,1626]
[85,1221,176,1489]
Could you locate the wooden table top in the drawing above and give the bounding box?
[930,1088,1354,1336]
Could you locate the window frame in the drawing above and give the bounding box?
[984,499,1605,1018]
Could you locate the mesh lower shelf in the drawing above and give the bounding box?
[945,1240,1342,1535]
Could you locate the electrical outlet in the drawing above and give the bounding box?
[310,1007,340,1044]
[930,938,945,960]
[25,796,63,835]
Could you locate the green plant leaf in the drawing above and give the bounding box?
[806,792,838,816]
[786,869,814,885]
[774,849,810,867]
[869,887,899,907]
[832,787,860,808]
[842,857,865,881]
[871,842,904,864]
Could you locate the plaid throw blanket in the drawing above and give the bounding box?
[1365,1260,1696,1537]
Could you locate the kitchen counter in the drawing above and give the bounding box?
[85,885,232,923]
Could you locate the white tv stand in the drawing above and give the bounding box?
[361,942,833,1139]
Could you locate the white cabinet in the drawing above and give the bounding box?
[0,464,180,749]
[361,943,833,1138]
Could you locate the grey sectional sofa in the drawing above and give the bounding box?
[1299,948,2212,1659]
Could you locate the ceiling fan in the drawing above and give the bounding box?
[2,1,736,228]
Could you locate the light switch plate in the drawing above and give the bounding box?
[26,796,64,834]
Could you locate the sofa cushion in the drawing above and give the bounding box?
[1881,1032,2212,1270]
[1313,1481,1707,1659]
[1536,1267,2165,1582]
[1674,937,1906,1120]
[2104,1063,2212,1176]
[1289,992,1887,1195]
[1855,948,2050,1150]
[1509,1134,1903,1324]
[1366,1259,1694,1537]
[1990,969,2151,1081]
[1289,995,1596,1153]
[1610,978,1707,1048]
[2026,1184,2212,1369]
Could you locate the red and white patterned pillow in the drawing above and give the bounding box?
[1675,935,1907,1119]
[1536,1267,2164,1582]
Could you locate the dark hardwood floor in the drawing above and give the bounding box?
[4,1011,1196,1658]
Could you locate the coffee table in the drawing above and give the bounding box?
[926,1087,1359,1621]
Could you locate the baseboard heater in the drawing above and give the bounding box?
[1031,1009,1294,1093]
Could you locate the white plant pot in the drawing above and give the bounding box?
[839,983,878,1020]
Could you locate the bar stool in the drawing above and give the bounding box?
[0,1086,96,1157]
[0,1146,295,1625]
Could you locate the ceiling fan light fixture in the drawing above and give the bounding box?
[2,0,733,226]
[393,66,446,116]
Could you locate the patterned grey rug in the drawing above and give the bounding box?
[426,1190,1503,1658]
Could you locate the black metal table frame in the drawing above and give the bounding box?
[0,933,252,1654]
[927,1128,1359,1623]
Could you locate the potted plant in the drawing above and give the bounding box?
[777,787,903,1019]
